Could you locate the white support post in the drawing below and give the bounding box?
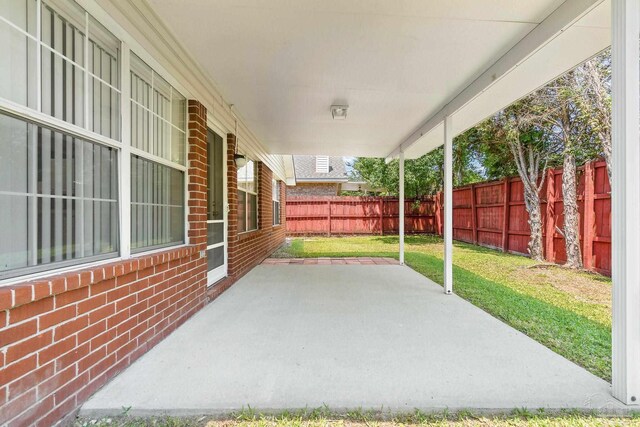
[399,150,405,265]
[443,116,453,295]
[120,44,132,259]
[611,0,640,405]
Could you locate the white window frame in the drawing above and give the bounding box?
[127,52,188,254]
[0,0,189,284]
[237,158,258,233]
[272,179,281,226]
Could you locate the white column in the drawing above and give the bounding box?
[399,150,405,265]
[611,0,640,405]
[443,116,453,295]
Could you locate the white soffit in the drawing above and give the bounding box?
[147,0,605,158]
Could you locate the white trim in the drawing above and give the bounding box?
[0,98,122,149]
[399,151,405,265]
[443,115,453,295]
[130,147,187,172]
[206,127,228,285]
[385,0,604,161]
[611,0,640,405]
[120,43,132,259]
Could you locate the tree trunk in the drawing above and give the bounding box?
[522,183,544,261]
[562,153,583,268]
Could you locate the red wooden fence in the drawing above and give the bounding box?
[286,160,611,275]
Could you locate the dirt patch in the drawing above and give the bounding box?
[512,264,611,307]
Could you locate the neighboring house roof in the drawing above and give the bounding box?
[293,155,349,183]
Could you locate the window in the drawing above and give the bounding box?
[129,54,186,251]
[130,156,184,251]
[237,159,257,232]
[0,0,188,279]
[272,179,281,226]
[0,113,119,279]
[0,0,122,279]
[130,53,186,165]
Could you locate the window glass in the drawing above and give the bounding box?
[88,16,120,140]
[130,53,186,165]
[237,158,258,232]
[0,0,37,108]
[130,155,184,252]
[0,113,119,279]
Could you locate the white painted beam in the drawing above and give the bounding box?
[386,0,604,161]
[611,0,640,406]
[443,116,453,295]
[399,151,405,265]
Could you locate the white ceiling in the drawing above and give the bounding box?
[148,0,608,158]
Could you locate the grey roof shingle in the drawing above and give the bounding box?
[293,155,349,182]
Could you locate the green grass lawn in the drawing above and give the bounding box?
[77,409,640,427]
[272,235,612,381]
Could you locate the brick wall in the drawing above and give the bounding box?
[0,100,210,426]
[286,182,340,197]
[208,136,286,300]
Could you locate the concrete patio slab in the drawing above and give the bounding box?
[81,265,625,417]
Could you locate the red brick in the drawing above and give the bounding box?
[9,297,54,325]
[37,364,75,399]
[8,361,54,398]
[38,335,76,365]
[55,287,88,308]
[0,319,37,347]
[89,353,116,380]
[116,271,137,287]
[90,278,116,296]
[12,285,33,308]
[0,386,6,405]
[1,388,36,424]
[78,347,106,373]
[78,293,106,314]
[88,303,115,324]
[36,394,75,427]
[6,394,54,427]
[0,288,12,311]
[32,281,52,301]
[78,319,106,344]
[55,341,90,371]
[0,355,37,385]
[49,276,66,295]
[6,330,53,364]
[64,274,80,291]
[39,305,76,330]
[115,294,136,312]
[89,328,116,351]
[54,315,88,340]
[107,283,131,303]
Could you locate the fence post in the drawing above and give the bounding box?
[379,198,384,235]
[435,192,443,236]
[583,161,595,269]
[471,184,478,244]
[501,178,510,252]
[544,169,556,262]
[327,200,331,237]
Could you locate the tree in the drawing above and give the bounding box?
[533,71,600,268]
[351,150,444,198]
[574,50,612,182]
[480,98,560,262]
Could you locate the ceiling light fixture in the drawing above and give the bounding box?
[331,105,348,120]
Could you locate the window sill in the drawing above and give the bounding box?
[0,244,201,310]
